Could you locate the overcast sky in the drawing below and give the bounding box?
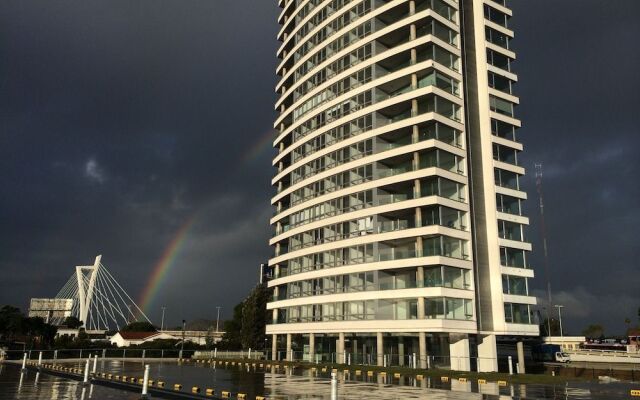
[1,0,638,335]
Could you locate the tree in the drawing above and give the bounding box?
[0,305,24,339]
[121,321,157,332]
[63,316,83,329]
[582,324,605,339]
[219,303,243,349]
[240,284,270,350]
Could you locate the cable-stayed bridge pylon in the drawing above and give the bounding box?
[52,255,150,331]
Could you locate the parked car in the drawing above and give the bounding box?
[555,352,571,363]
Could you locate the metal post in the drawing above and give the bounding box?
[508,356,513,375]
[141,365,150,398]
[83,359,90,384]
[214,348,217,359]
[79,349,83,359]
[38,351,43,367]
[516,362,520,374]
[413,353,417,369]
[142,350,146,360]
[92,355,98,374]
[102,349,106,359]
[216,307,221,332]
[331,372,338,400]
[54,350,58,362]
[21,353,27,371]
[161,306,166,331]
[248,348,252,360]
[181,319,186,359]
[554,305,565,337]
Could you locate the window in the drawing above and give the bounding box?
[491,118,516,141]
[498,220,524,241]
[502,275,528,295]
[504,303,532,324]
[490,95,515,117]
[496,193,521,215]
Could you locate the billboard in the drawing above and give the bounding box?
[28,298,74,323]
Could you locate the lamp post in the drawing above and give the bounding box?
[216,307,221,333]
[554,305,564,337]
[181,319,186,357]
[160,307,166,331]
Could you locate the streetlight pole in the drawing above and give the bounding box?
[160,307,166,331]
[181,319,186,356]
[554,305,564,337]
[216,307,221,333]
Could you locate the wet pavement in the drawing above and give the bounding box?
[1,360,638,399]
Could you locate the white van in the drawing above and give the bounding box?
[555,352,571,363]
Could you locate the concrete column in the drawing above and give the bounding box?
[272,334,277,361]
[449,334,470,371]
[353,339,358,363]
[419,332,428,369]
[309,333,315,363]
[286,333,292,361]
[477,334,498,372]
[516,341,526,374]
[376,333,384,367]
[398,337,405,366]
[337,333,345,364]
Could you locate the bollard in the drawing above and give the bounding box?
[141,365,150,398]
[142,350,146,360]
[331,372,338,400]
[38,352,43,367]
[508,356,513,375]
[54,350,58,362]
[92,355,98,374]
[83,359,90,385]
[248,348,252,359]
[214,348,217,358]
[21,353,27,371]
[102,349,106,359]
[516,362,520,375]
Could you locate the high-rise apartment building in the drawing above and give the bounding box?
[266,0,538,372]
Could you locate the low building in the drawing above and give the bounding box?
[160,330,224,346]
[109,331,176,347]
[542,336,586,351]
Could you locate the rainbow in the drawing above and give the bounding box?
[240,129,276,164]
[139,215,197,312]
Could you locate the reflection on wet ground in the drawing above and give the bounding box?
[0,363,138,400]
[1,360,637,399]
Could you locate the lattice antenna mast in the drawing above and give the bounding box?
[535,164,553,308]
[54,256,151,331]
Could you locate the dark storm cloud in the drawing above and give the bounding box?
[0,1,638,333]
[0,0,279,326]
[511,0,640,334]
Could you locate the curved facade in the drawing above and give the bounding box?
[267,0,538,372]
